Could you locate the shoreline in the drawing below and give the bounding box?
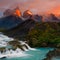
[43,48,60,60]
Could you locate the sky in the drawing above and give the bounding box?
[0,0,60,16]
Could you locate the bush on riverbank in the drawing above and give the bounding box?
[25,22,60,47]
[2,22,60,48]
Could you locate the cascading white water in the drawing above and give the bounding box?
[5,48,29,58]
[0,32,35,58]
[0,48,30,58]
[20,41,36,50]
[22,46,29,51]
[0,32,14,47]
[24,43,36,50]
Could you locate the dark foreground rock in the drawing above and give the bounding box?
[43,48,60,60]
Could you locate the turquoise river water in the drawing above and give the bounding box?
[0,47,59,60]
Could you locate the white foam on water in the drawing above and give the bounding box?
[25,43,36,50]
[19,41,26,45]
[20,41,36,51]
[7,49,30,58]
[0,32,36,58]
[22,46,29,51]
[0,32,14,47]
[0,48,30,58]
[0,32,14,42]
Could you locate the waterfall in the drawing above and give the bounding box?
[0,32,13,48]
[20,41,36,50]
[22,46,29,51]
[0,32,35,58]
[0,48,30,58]
[25,43,36,50]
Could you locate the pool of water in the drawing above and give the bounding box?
[0,47,55,60]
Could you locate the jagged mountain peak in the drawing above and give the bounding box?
[23,10,32,18]
[13,7,22,17]
[43,13,60,22]
[3,7,22,17]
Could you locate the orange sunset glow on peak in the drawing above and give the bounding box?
[26,10,32,15]
[0,0,60,17]
[14,7,21,17]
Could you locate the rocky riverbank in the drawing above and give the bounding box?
[43,48,60,60]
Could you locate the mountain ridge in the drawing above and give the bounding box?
[0,15,24,30]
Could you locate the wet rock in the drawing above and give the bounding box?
[43,48,60,60]
[41,42,47,47]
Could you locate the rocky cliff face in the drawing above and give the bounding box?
[43,14,60,22]
[3,7,22,17]
[3,18,36,40]
[0,15,23,30]
[43,48,60,60]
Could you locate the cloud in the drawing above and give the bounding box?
[0,0,60,14]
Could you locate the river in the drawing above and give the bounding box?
[0,33,60,60]
[0,47,54,60]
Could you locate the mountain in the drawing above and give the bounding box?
[0,13,60,31]
[23,10,43,22]
[3,7,22,17]
[3,18,36,39]
[32,15,43,22]
[22,10,33,20]
[2,20,60,48]
[3,18,60,40]
[0,14,59,47]
[0,15,23,30]
[23,10,32,18]
[44,14,60,22]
